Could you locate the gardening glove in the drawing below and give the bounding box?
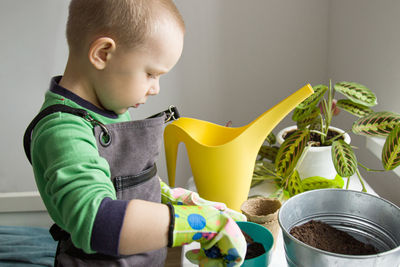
[171,204,246,267]
[160,179,245,222]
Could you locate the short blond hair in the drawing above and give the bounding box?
[66,0,185,54]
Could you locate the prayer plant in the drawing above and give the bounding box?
[252,81,400,200]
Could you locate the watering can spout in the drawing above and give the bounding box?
[245,84,314,150]
[164,84,314,211]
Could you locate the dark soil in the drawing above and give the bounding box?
[284,129,344,147]
[241,230,266,259]
[290,220,378,255]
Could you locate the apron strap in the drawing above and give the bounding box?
[23,104,180,164]
[23,104,89,164]
[147,105,180,122]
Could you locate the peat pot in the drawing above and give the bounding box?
[278,189,400,267]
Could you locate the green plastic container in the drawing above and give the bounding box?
[237,221,274,267]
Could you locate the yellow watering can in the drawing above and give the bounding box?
[164,84,313,211]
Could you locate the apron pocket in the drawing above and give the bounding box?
[113,164,157,191]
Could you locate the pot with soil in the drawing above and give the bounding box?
[278,189,400,266]
[252,81,400,199]
[277,125,350,181]
[236,221,274,267]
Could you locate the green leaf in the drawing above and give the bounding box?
[287,170,304,197]
[275,128,310,178]
[265,132,276,145]
[352,111,400,137]
[258,145,279,162]
[334,81,377,107]
[336,99,374,117]
[296,107,321,129]
[297,84,327,110]
[292,106,320,122]
[268,188,290,202]
[331,139,357,177]
[302,174,344,190]
[253,160,276,176]
[382,124,400,170]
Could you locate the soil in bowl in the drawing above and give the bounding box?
[241,229,266,259]
[289,220,378,255]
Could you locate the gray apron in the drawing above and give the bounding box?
[23,104,179,267]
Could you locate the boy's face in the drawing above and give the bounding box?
[94,21,184,114]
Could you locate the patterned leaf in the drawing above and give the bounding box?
[352,111,400,137]
[265,132,276,145]
[296,107,321,129]
[302,174,344,191]
[297,84,327,109]
[258,145,279,162]
[287,170,304,197]
[382,124,400,170]
[292,106,320,122]
[334,81,377,107]
[336,99,374,117]
[331,139,357,177]
[275,128,310,178]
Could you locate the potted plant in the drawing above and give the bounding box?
[252,81,400,200]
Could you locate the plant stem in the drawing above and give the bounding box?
[252,175,276,181]
[356,168,367,192]
[310,130,327,137]
[327,131,348,143]
[321,99,328,144]
[358,162,386,172]
[295,146,310,169]
[346,176,350,189]
[258,167,278,177]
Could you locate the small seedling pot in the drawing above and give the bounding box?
[237,221,274,267]
[278,189,400,266]
[240,197,281,250]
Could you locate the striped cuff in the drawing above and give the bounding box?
[90,197,129,256]
[166,203,175,247]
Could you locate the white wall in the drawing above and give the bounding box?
[141,0,330,187]
[3,0,399,206]
[1,0,330,192]
[328,0,400,205]
[0,0,70,192]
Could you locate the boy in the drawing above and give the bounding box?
[23,0,246,266]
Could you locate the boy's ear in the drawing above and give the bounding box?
[88,37,116,70]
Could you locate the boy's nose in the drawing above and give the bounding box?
[148,82,160,95]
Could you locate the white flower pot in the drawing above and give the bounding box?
[276,126,351,180]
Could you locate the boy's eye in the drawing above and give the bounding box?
[147,73,156,79]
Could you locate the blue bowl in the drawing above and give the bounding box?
[237,221,274,267]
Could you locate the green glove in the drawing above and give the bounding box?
[160,180,245,222]
[171,204,246,267]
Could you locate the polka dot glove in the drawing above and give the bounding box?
[172,205,246,267]
[160,180,246,222]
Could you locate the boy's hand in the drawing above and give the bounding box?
[160,180,246,222]
[171,205,246,267]
[185,249,226,267]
